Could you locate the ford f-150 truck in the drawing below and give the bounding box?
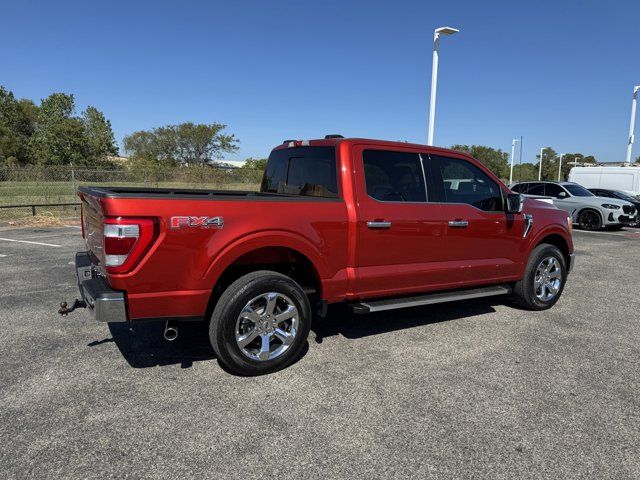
[61,136,575,375]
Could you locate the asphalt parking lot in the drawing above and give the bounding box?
[0,226,639,479]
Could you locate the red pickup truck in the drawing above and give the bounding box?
[61,136,574,375]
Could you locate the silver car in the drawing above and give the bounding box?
[511,181,637,231]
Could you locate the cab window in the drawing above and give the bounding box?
[433,156,503,211]
[261,146,338,198]
[362,150,427,202]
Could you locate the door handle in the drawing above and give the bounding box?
[448,219,469,228]
[367,221,392,229]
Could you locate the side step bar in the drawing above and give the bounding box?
[350,285,512,314]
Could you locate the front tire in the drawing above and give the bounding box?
[578,209,602,231]
[209,271,312,376]
[513,244,567,310]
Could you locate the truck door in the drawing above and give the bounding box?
[426,153,524,285]
[352,145,445,298]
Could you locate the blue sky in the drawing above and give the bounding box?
[1,0,639,163]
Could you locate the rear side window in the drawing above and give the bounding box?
[261,146,338,198]
[434,156,503,211]
[545,183,567,198]
[362,150,427,202]
[524,183,545,196]
[511,183,525,193]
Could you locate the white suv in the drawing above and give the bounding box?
[511,181,637,231]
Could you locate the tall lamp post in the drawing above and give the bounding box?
[509,138,519,185]
[557,153,564,181]
[538,147,547,180]
[427,26,459,146]
[625,85,640,164]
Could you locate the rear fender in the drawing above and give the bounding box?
[202,230,329,291]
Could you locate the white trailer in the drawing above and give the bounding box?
[568,166,640,195]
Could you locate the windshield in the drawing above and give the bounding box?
[615,191,639,203]
[564,184,594,197]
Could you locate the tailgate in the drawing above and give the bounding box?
[80,192,105,265]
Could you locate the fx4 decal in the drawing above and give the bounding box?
[170,216,224,229]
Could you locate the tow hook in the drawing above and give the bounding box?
[58,299,87,316]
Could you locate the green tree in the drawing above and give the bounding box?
[511,163,539,182]
[536,147,559,181]
[450,144,510,179]
[242,157,267,171]
[28,93,89,165]
[1,86,118,166]
[556,153,596,181]
[634,155,639,165]
[123,130,168,163]
[0,86,37,164]
[82,106,118,163]
[536,150,598,181]
[123,122,239,166]
[173,122,238,165]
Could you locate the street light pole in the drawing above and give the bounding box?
[538,147,547,181]
[625,85,640,164]
[509,138,519,185]
[557,153,564,181]
[427,26,459,146]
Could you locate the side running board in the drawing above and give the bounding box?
[350,285,512,314]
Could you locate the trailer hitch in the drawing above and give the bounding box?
[58,299,87,316]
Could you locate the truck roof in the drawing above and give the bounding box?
[271,137,475,159]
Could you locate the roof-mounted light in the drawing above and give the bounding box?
[286,140,310,148]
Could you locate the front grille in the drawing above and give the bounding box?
[623,205,636,215]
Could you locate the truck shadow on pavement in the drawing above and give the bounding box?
[104,321,216,369]
[94,299,504,371]
[311,299,502,344]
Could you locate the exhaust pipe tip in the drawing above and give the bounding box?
[163,325,178,342]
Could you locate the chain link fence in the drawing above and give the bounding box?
[0,165,262,221]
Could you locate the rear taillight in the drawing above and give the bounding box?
[103,217,156,274]
[80,204,86,239]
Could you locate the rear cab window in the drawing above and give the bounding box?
[261,146,338,198]
[362,150,427,202]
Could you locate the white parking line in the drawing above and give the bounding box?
[573,230,628,236]
[0,237,62,247]
[0,254,6,258]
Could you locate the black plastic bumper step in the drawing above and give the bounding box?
[350,285,512,314]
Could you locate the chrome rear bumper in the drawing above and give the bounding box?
[75,252,127,322]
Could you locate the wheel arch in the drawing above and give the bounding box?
[202,231,326,320]
[534,233,571,268]
[576,207,603,226]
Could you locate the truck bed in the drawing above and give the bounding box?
[77,186,338,202]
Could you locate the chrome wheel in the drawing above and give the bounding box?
[235,292,299,362]
[534,256,562,302]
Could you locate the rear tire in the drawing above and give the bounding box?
[513,244,567,310]
[578,209,602,231]
[209,270,311,376]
